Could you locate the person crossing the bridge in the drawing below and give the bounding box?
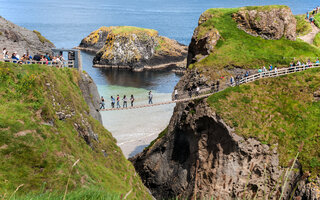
[148,91,153,104]
[116,95,121,108]
[100,96,105,109]
[130,95,135,107]
[122,95,128,108]
[111,96,115,108]
[196,86,200,96]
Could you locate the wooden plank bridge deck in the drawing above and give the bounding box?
[100,63,320,112]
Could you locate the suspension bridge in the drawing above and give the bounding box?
[100,63,320,111]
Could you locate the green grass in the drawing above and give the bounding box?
[207,68,320,178]
[314,33,320,47]
[0,62,151,199]
[9,186,120,200]
[295,15,312,37]
[314,13,320,28]
[33,30,54,45]
[193,8,320,71]
[145,127,168,150]
[242,5,288,11]
[111,26,158,36]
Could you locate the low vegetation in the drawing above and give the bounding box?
[191,8,320,70]
[314,32,320,47]
[0,62,150,199]
[295,15,312,37]
[207,68,320,178]
[33,30,54,45]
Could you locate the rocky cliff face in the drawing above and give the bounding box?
[78,72,102,124]
[232,6,296,41]
[79,26,187,71]
[131,96,310,199]
[0,16,55,56]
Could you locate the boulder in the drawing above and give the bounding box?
[79,26,187,71]
[232,6,297,41]
[0,16,55,56]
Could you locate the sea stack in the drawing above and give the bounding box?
[79,26,187,72]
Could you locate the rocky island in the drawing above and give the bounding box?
[131,5,320,200]
[79,26,188,71]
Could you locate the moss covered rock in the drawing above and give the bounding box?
[79,26,187,71]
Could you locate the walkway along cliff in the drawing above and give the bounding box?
[130,5,320,200]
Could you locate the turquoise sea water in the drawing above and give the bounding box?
[1,0,318,157]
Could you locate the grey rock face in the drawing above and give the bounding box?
[0,16,55,56]
[187,26,220,66]
[233,7,297,41]
[78,72,102,124]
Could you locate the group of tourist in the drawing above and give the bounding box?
[99,91,154,109]
[306,6,320,24]
[2,47,65,66]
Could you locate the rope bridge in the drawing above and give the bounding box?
[100,63,320,112]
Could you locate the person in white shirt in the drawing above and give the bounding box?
[174,89,178,100]
[2,48,7,59]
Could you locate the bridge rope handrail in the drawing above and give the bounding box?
[100,63,320,111]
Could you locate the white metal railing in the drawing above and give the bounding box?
[0,58,75,68]
[234,64,320,86]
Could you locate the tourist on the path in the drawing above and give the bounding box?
[306,12,309,19]
[111,96,115,108]
[11,53,19,63]
[4,51,9,59]
[230,76,234,86]
[263,66,266,72]
[188,88,192,98]
[2,48,6,58]
[116,95,121,108]
[274,66,278,74]
[196,86,200,96]
[130,95,135,107]
[148,91,153,104]
[297,60,301,66]
[100,96,105,109]
[245,71,249,77]
[258,68,262,73]
[174,89,178,100]
[122,95,128,108]
[216,80,220,92]
[269,64,273,71]
[316,59,320,65]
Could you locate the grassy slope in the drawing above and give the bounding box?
[0,63,150,199]
[295,15,313,37]
[314,33,320,47]
[192,8,320,70]
[207,68,320,177]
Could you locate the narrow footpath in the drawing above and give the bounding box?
[299,20,320,44]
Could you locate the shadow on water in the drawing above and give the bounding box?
[81,51,182,93]
[128,144,149,158]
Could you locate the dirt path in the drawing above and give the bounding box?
[299,21,320,44]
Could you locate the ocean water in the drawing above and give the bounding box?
[1,0,318,157]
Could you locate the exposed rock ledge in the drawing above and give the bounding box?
[131,99,318,199]
[232,6,296,41]
[79,26,187,72]
[0,16,55,56]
